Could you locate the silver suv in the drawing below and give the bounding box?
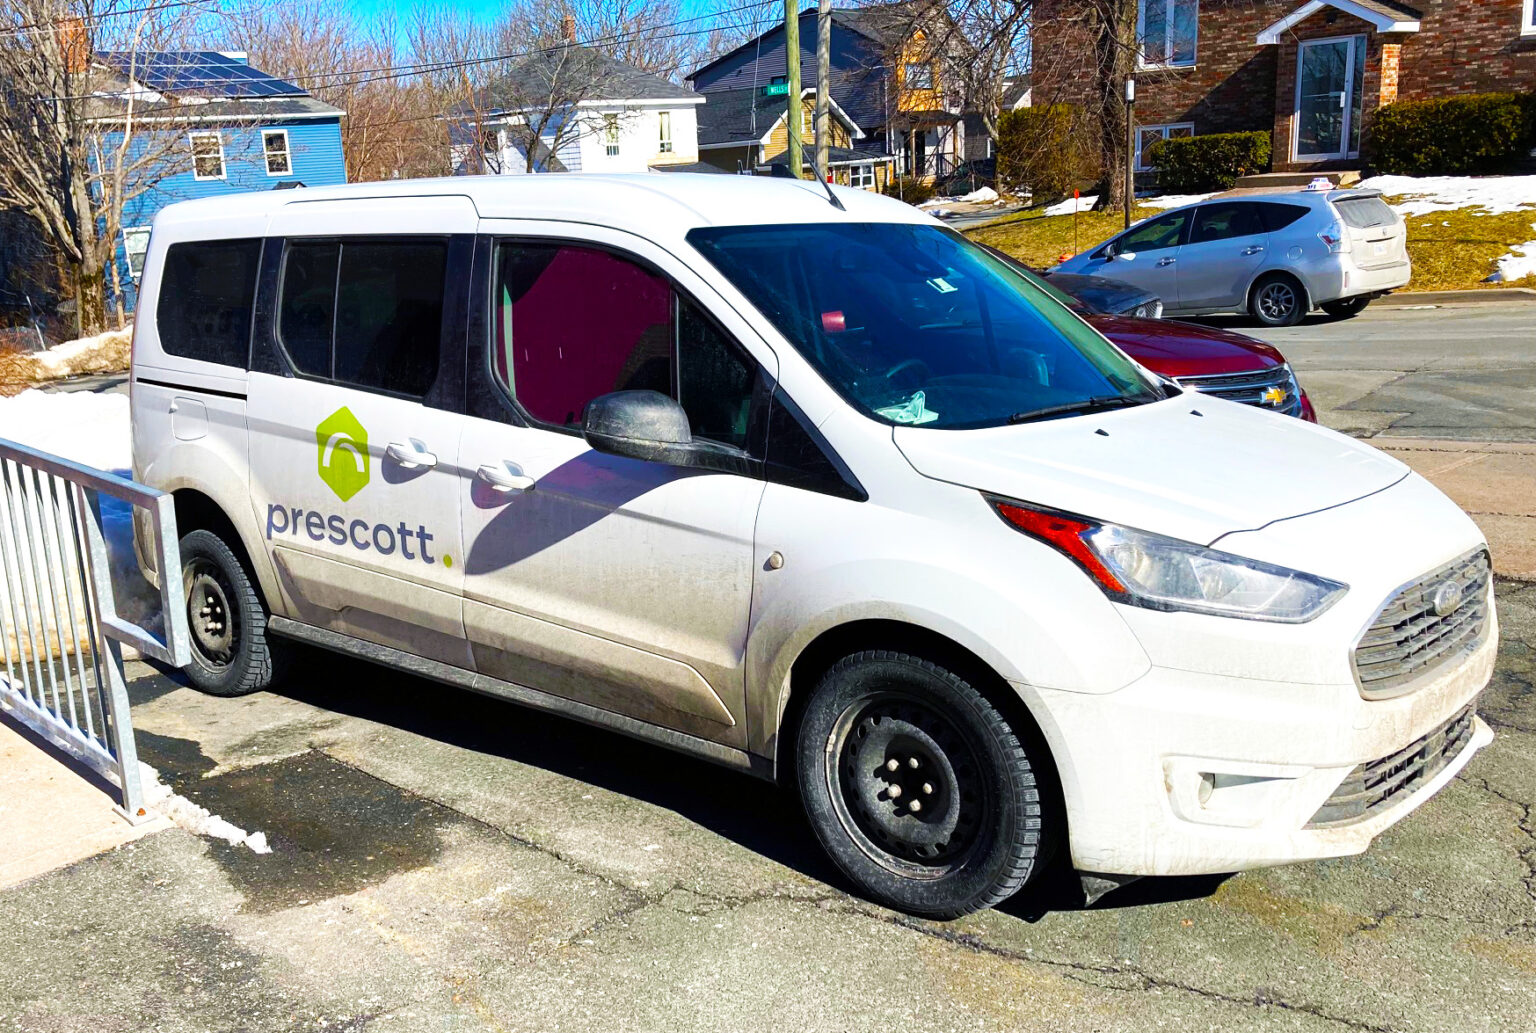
[1054,190,1410,327]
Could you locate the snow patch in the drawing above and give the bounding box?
[1139,192,1216,210]
[0,389,131,473]
[956,186,999,204]
[1494,231,1536,283]
[1357,175,1536,216]
[1044,194,1097,216]
[141,762,273,854]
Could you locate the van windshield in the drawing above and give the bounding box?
[687,223,1159,429]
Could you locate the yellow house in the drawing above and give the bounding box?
[696,87,894,190]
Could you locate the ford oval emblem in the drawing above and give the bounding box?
[1432,580,1464,618]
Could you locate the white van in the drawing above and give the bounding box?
[131,175,1494,918]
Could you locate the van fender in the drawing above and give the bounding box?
[742,556,1152,761]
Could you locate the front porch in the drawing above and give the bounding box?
[1259,1,1422,172]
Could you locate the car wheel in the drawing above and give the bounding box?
[1321,295,1371,319]
[1249,274,1307,327]
[180,528,285,697]
[796,650,1049,919]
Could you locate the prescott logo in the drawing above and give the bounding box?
[316,407,370,501]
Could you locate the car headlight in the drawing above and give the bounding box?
[991,501,1347,623]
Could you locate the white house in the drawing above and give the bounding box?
[451,46,704,176]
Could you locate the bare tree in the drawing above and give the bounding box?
[0,0,218,335]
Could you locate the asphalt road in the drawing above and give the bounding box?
[1193,300,1536,441]
[2,578,1533,1032]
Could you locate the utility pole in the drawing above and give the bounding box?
[786,0,803,179]
[1123,76,1136,229]
[816,0,831,181]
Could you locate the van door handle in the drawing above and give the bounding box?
[477,462,535,492]
[1242,245,1266,255]
[385,440,438,469]
[1157,257,1176,267]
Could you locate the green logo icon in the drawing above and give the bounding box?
[316,407,370,501]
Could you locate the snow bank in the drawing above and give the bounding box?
[1139,192,1216,210]
[956,186,999,204]
[0,327,131,396]
[1495,231,1536,284]
[0,389,131,473]
[1357,175,1536,216]
[1044,194,1097,216]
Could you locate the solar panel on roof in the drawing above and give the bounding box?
[99,50,305,99]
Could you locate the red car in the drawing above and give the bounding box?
[986,249,1319,422]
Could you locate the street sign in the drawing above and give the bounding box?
[762,82,789,97]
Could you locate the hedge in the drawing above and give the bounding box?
[995,104,1093,200]
[1145,131,1271,193]
[881,175,936,205]
[1367,92,1536,176]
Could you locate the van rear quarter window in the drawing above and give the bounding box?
[156,239,262,366]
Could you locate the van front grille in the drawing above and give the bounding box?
[1305,704,1476,828]
[1175,365,1302,417]
[1352,549,1491,699]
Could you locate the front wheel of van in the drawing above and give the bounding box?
[796,651,1047,919]
[179,529,285,697]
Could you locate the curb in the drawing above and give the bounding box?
[1381,288,1536,307]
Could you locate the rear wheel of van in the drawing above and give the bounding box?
[179,529,285,697]
[1321,295,1371,319]
[796,651,1048,919]
[1249,273,1307,327]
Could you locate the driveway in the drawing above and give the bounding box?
[1193,300,1536,441]
[2,579,1533,1032]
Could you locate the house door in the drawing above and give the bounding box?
[1295,36,1366,162]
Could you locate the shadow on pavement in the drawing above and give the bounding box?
[135,645,1232,922]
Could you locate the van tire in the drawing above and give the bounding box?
[179,528,284,696]
[796,650,1046,919]
[1249,273,1307,327]
[1321,295,1371,319]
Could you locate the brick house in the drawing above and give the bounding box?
[1032,1,1536,174]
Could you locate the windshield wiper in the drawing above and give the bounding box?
[1006,395,1149,425]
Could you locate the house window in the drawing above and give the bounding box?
[904,62,934,90]
[849,163,875,190]
[1135,122,1194,171]
[1139,0,1198,68]
[604,114,620,156]
[1523,0,1535,36]
[189,132,225,180]
[658,111,673,153]
[122,227,150,280]
[262,129,291,176]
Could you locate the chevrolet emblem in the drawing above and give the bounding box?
[1260,385,1287,407]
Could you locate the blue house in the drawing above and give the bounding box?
[91,51,346,310]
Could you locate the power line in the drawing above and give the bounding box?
[0,0,234,41]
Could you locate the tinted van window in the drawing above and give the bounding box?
[1190,203,1266,243]
[157,239,262,366]
[276,239,447,397]
[491,242,757,449]
[1258,202,1310,232]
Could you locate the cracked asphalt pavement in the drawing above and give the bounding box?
[2,579,1533,1032]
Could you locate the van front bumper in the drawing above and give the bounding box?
[1023,628,1495,877]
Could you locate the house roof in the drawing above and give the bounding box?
[1002,75,1031,110]
[760,144,896,169]
[467,45,700,116]
[688,2,934,85]
[696,87,863,149]
[1257,1,1422,44]
[87,52,342,120]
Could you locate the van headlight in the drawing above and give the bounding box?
[992,501,1347,623]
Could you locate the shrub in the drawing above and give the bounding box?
[881,175,936,205]
[1146,131,1271,193]
[1367,92,1534,176]
[995,104,1094,201]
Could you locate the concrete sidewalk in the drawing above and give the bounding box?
[1372,437,1536,579]
[0,716,169,889]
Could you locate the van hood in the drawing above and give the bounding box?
[894,396,1407,546]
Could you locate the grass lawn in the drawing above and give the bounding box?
[966,201,1536,292]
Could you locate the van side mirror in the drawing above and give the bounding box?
[582,390,701,466]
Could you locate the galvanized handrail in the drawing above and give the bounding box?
[0,437,188,821]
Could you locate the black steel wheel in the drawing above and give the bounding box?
[796,650,1050,918]
[179,528,285,696]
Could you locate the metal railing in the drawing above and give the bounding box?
[0,438,188,821]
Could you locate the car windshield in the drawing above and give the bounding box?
[687,223,1158,430]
